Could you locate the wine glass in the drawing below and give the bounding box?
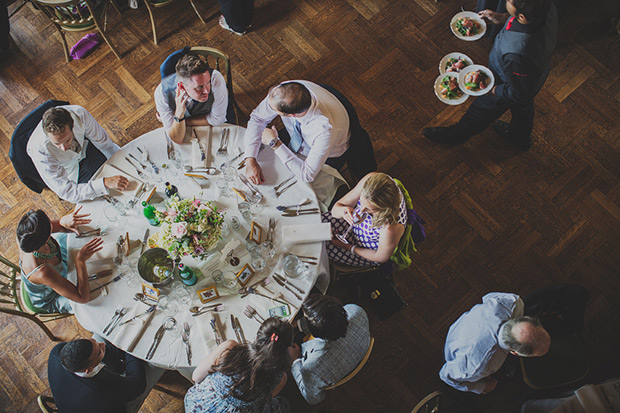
[217,178,232,198]
[104,205,128,231]
[157,295,178,316]
[222,165,238,183]
[336,210,368,244]
[169,150,183,177]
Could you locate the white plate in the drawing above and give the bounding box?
[434,72,469,105]
[439,52,474,75]
[450,11,486,41]
[458,64,495,96]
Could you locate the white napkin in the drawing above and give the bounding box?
[111,303,141,348]
[195,316,218,349]
[281,223,331,244]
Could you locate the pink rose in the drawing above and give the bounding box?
[171,222,188,238]
[167,208,178,217]
[193,199,201,207]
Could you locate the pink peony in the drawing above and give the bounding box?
[171,222,188,238]
[193,199,201,207]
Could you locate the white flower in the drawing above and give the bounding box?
[171,222,188,238]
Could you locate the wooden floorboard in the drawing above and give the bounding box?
[1,0,620,411]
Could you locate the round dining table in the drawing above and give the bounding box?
[66,125,330,377]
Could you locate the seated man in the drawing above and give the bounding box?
[439,292,550,394]
[27,105,128,203]
[48,338,147,413]
[244,80,351,185]
[289,294,371,405]
[154,54,229,144]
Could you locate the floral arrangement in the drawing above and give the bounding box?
[154,197,224,260]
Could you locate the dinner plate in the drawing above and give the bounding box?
[458,64,495,96]
[439,52,473,75]
[434,72,469,105]
[450,11,486,41]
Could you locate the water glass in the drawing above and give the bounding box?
[260,241,276,261]
[211,269,223,285]
[222,165,238,183]
[169,150,183,176]
[238,201,252,221]
[104,205,128,231]
[222,270,239,291]
[229,216,241,231]
[251,254,267,273]
[157,295,178,316]
[282,255,302,278]
[249,196,264,215]
[246,239,260,255]
[217,178,232,198]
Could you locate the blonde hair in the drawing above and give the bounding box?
[361,173,401,228]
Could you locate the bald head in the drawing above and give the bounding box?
[268,82,312,115]
[501,316,550,357]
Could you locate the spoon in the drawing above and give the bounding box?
[276,197,311,211]
[134,292,157,305]
[189,303,223,313]
[183,165,218,175]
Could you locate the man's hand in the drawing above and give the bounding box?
[59,206,91,234]
[261,126,279,145]
[174,83,189,119]
[482,378,498,394]
[103,175,129,191]
[478,9,509,25]
[245,157,265,185]
[287,342,301,363]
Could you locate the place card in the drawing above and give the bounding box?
[197,285,220,303]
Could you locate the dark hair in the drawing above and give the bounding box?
[42,107,73,135]
[211,318,292,400]
[270,82,312,114]
[176,54,210,80]
[59,339,94,372]
[501,316,544,355]
[302,294,348,342]
[511,0,550,20]
[17,210,52,253]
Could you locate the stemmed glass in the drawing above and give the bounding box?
[217,178,232,198]
[104,205,128,232]
[169,150,184,177]
[336,210,368,244]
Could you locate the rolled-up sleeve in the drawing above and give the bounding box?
[154,83,175,131]
[244,97,277,159]
[206,70,228,126]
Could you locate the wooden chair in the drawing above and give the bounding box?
[325,337,375,390]
[411,391,442,413]
[37,395,59,413]
[143,0,205,45]
[0,254,71,341]
[32,0,121,62]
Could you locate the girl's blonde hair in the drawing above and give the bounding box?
[361,173,401,228]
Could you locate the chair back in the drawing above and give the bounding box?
[33,0,103,32]
[318,84,377,180]
[390,179,423,271]
[37,395,59,413]
[9,99,69,193]
[325,337,375,390]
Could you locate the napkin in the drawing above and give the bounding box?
[111,303,141,348]
[281,223,331,244]
[195,316,218,349]
[88,243,117,261]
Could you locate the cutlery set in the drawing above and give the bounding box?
[182,322,192,364]
[210,317,223,345]
[77,228,101,238]
[217,129,230,156]
[118,305,156,327]
[88,269,113,281]
[243,305,265,324]
[146,317,177,360]
[274,179,297,197]
[281,208,320,217]
[272,273,305,300]
[231,314,246,344]
[269,175,295,198]
[239,174,263,199]
[103,308,127,335]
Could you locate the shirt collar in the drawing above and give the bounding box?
[74,362,104,378]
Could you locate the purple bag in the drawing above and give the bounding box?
[69,33,100,60]
[407,208,426,243]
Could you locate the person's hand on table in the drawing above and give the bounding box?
[287,342,301,363]
[478,9,508,25]
[104,175,129,191]
[245,157,265,185]
[59,206,91,234]
[76,237,104,262]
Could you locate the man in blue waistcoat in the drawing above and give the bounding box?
[154,54,229,144]
[423,0,558,151]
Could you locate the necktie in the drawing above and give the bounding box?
[289,120,303,153]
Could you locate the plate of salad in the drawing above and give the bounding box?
[439,52,473,74]
[434,72,469,105]
[458,64,495,96]
[450,12,486,41]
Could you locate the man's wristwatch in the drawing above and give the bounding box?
[268,138,280,149]
[173,115,185,122]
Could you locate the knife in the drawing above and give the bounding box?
[90,275,122,292]
[271,276,302,300]
[210,317,222,345]
[234,316,247,344]
[88,269,113,281]
[128,153,147,169]
[141,228,149,255]
[231,314,242,343]
[128,309,157,352]
[281,211,320,217]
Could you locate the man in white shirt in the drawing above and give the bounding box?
[244,80,351,185]
[154,54,228,144]
[27,105,127,204]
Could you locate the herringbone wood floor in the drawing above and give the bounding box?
[1,0,620,411]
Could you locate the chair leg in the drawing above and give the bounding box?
[97,28,121,59]
[3,309,60,341]
[57,28,71,63]
[109,0,122,16]
[142,0,159,45]
[188,0,205,24]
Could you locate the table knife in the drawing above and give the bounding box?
[141,228,149,255]
[128,153,147,169]
[281,210,319,217]
[88,269,113,281]
[128,309,157,352]
[235,316,247,344]
[231,314,242,343]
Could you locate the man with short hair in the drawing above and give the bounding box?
[288,294,371,405]
[154,54,229,144]
[27,105,127,203]
[423,0,558,150]
[244,80,351,185]
[439,293,551,394]
[48,338,147,413]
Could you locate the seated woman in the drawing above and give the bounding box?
[185,318,293,413]
[322,172,406,267]
[17,208,103,313]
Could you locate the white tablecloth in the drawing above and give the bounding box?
[67,125,330,375]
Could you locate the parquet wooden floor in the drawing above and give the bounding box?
[1,0,620,411]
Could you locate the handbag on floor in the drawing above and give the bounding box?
[359,269,407,319]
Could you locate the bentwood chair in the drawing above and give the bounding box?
[143,0,205,45]
[10,99,69,194]
[160,46,245,124]
[325,337,375,390]
[33,0,121,62]
[37,395,59,413]
[0,254,71,341]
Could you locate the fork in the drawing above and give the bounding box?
[106,308,127,335]
[242,307,262,324]
[271,276,302,300]
[270,175,295,198]
[275,180,297,197]
[217,129,229,156]
[103,309,122,334]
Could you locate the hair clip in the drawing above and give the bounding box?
[270,333,279,342]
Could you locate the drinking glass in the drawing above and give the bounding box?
[238,201,251,221]
[169,150,183,177]
[336,210,368,244]
[282,255,302,278]
[222,270,238,292]
[229,216,241,231]
[260,241,276,262]
[217,178,232,198]
[222,165,238,183]
[246,239,260,255]
[157,295,178,316]
[211,269,223,286]
[104,205,128,231]
[251,254,267,274]
[248,195,264,215]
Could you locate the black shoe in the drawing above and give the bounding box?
[422,126,468,144]
[493,120,532,151]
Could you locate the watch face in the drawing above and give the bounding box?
[269,139,277,148]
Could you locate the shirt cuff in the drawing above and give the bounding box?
[274,144,296,162]
[92,178,109,197]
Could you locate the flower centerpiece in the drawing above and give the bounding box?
[154,197,224,260]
